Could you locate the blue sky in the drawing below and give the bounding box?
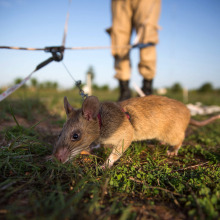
[0,0,220,90]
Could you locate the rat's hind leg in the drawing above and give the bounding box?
[167,142,182,156]
[166,131,185,156]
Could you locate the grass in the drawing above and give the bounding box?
[0,88,220,219]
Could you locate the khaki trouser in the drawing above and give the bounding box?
[108,0,161,81]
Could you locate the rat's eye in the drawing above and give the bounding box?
[71,132,80,141]
[73,133,78,139]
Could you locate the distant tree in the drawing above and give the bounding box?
[198,82,213,93]
[100,84,109,91]
[37,81,58,89]
[52,82,58,89]
[38,83,45,89]
[14,78,27,88]
[31,78,38,88]
[170,82,183,93]
[92,84,99,90]
[45,81,51,88]
[14,78,22,84]
[92,84,109,91]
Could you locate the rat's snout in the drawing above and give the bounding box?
[53,147,70,163]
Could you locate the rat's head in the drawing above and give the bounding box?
[53,96,101,163]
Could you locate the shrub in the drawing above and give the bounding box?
[198,82,213,93]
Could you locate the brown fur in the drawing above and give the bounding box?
[53,95,219,168]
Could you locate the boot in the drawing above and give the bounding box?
[118,80,131,101]
[142,79,153,96]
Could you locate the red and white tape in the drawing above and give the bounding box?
[0,71,35,102]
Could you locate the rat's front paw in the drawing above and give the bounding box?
[100,164,107,170]
[100,160,114,170]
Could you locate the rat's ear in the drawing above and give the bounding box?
[82,96,100,121]
[64,96,75,117]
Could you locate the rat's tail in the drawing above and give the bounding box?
[190,114,220,127]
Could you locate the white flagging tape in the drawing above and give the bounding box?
[0,70,35,102]
[132,82,145,97]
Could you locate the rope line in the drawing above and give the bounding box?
[0,57,55,102]
[62,62,88,100]
[0,43,155,52]
[62,62,76,82]
[62,0,71,47]
[0,70,36,102]
[0,46,45,51]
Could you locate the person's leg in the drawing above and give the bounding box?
[132,0,161,95]
[139,46,156,95]
[108,0,132,100]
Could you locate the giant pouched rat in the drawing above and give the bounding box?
[53,95,220,168]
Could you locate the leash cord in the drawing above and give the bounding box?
[62,62,88,100]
